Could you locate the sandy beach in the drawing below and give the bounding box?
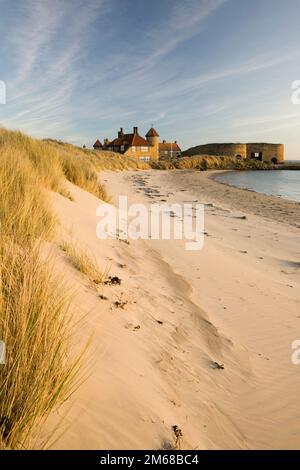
[41,169,300,450]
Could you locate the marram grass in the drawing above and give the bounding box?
[0,129,96,448]
[0,242,83,449]
[60,240,110,287]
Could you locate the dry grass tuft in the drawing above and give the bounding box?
[0,242,81,449]
[0,128,116,203]
[0,145,55,245]
[60,240,109,286]
[0,129,85,449]
[0,129,64,192]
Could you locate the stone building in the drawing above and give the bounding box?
[246,143,284,163]
[93,127,157,161]
[182,143,284,164]
[93,127,181,162]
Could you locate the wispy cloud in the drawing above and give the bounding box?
[1,0,300,157]
[143,0,227,69]
[2,0,110,136]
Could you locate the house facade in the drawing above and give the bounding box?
[159,140,181,159]
[93,126,181,161]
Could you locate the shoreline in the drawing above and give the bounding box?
[202,169,300,228]
[210,169,300,206]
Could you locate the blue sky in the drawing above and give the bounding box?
[0,0,300,158]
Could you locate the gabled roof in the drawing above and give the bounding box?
[146,127,159,137]
[109,133,151,147]
[159,142,181,151]
[93,139,102,147]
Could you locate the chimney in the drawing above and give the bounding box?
[174,140,177,144]
[118,127,124,138]
[104,138,109,146]
[133,126,138,135]
[163,140,166,143]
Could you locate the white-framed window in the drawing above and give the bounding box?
[120,145,124,151]
[164,150,168,155]
[140,156,150,161]
[141,146,148,152]
[131,146,136,152]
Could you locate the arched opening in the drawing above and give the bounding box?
[236,154,242,160]
[271,157,278,164]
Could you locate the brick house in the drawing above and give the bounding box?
[93,126,181,161]
[94,126,158,161]
[159,140,181,159]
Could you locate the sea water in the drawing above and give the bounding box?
[215,170,300,203]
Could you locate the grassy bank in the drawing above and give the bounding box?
[44,138,150,171]
[151,155,274,170]
[0,140,79,449]
[0,127,151,448]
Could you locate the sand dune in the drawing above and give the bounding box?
[39,169,300,450]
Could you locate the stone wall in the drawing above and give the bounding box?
[182,143,247,159]
[246,143,284,163]
[183,143,284,163]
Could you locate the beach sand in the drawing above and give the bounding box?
[39,169,300,450]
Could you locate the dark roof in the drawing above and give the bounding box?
[93,139,102,147]
[159,142,181,152]
[146,127,159,137]
[109,133,151,147]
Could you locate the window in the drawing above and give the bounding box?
[131,146,136,152]
[120,145,124,151]
[140,156,150,161]
[141,146,148,152]
[164,151,168,155]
